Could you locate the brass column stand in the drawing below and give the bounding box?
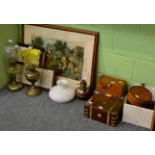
[8,62,23,91]
[25,64,41,96]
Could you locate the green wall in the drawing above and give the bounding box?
[1,24,155,89]
[0,24,20,89]
[58,24,155,87]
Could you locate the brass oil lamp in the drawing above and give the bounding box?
[23,48,42,96]
[5,40,23,91]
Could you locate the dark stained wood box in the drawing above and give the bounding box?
[84,93,124,127]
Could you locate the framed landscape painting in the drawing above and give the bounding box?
[22,24,99,90]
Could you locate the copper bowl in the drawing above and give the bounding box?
[127,86,152,107]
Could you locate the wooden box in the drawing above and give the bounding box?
[96,75,127,97]
[84,94,124,127]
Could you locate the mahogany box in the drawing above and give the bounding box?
[96,75,127,97]
[84,93,124,127]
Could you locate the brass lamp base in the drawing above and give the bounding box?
[8,82,23,92]
[8,63,24,92]
[27,86,41,96]
[25,64,42,96]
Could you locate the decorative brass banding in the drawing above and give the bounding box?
[110,120,116,124]
[107,101,118,125]
[111,117,117,120]
[89,105,93,118]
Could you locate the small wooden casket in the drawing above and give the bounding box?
[96,75,127,97]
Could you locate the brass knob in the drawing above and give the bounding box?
[97,113,102,118]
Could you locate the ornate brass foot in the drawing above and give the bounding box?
[8,81,23,92]
[27,85,41,96]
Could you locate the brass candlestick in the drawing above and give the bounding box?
[25,64,41,96]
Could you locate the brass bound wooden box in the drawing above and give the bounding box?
[84,93,124,127]
[96,75,127,97]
